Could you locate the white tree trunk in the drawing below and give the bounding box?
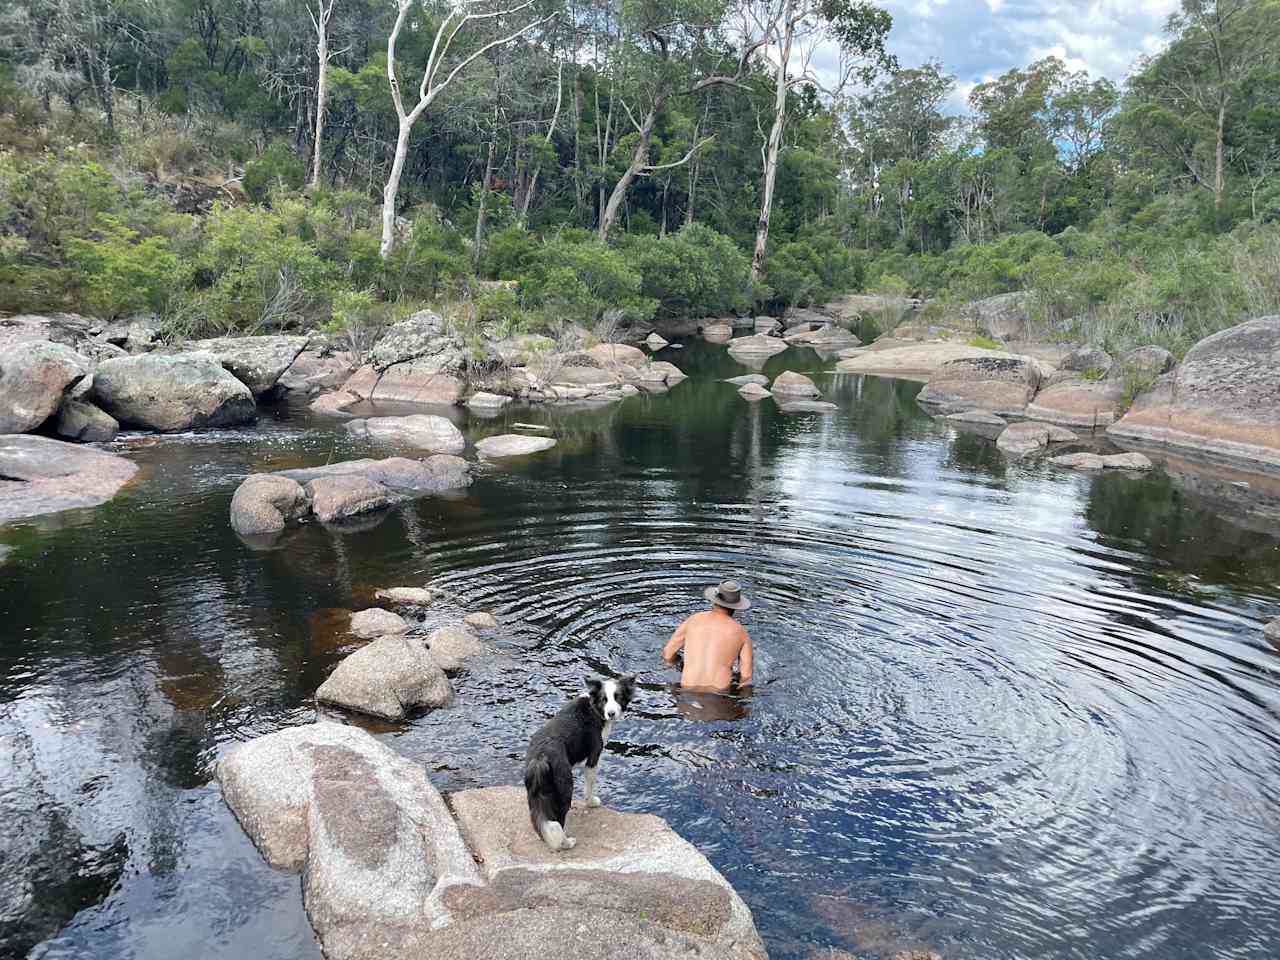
[598,104,656,242]
[381,118,412,259]
[311,11,330,189]
[751,10,793,280]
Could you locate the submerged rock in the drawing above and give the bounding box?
[945,410,1007,426]
[771,370,821,399]
[0,340,91,434]
[0,435,138,522]
[464,611,499,630]
[229,474,310,535]
[350,607,410,639]
[996,421,1078,458]
[476,435,557,459]
[316,634,451,719]
[91,352,256,432]
[1049,451,1153,472]
[309,389,361,417]
[426,623,493,673]
[181,336,309,395]
[776,399,838,414]
[345,414,465,454]
[1108,317,1280,471]
[55,399,119,442]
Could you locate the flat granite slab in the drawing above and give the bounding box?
[0,434,138,522]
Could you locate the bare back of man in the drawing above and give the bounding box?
[663,608,752,691]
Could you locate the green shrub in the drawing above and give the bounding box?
[623,224,751,318]
[322,288,390,363]
[518,237,653,325]
[482,225,538,280]
[242,143,305,204]
[65,216,186,317]
[380,218,470,301]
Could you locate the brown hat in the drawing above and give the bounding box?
[704,579,750,611]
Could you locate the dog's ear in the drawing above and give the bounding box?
[618,674,636,704]
[584,677,602,696]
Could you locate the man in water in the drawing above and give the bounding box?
[662,579,753,690]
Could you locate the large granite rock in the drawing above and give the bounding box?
[229,474,311,535]
[307,474,398,523]
[181,336,309,395]
[54,399,119,442]
[425,623,493,673]
[633,361,687,385]
[771,371,821,398]
[91,352,256,431]
[367,310,448,369]
[961,291,1032,341]
[309,390,361,417]
[1060,343,1113,376]
[98,317,159,354]
[836,343,1015,379]
[645,333,669,351]
[345,414,465,453]
[783,325,861,349]
[449,786,766,960]
[350,607,410,639]
[316,634,452,719]
[0,313,126,363]
[0,435,138,521]
[361,359,466,406]
[1121,345,1175,378]
[278,347,355,393]
[476,435,557,459]
[587,343,647,367]
[278,455,471,496]
[996,421,1078,458]
[466,391,511,412]
[702,323,734,343]
[918,355,1046,416]
[1108,317,1280,470]
[0,340,91,433]
[1026,377,1125,428]
[727,335,788,359]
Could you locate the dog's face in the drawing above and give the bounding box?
[586,675,635,722]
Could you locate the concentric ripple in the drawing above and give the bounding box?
[2,341,1279,960]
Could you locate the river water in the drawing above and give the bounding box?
[2,340,1279,960]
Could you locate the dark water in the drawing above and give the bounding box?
[3,340,1280,960]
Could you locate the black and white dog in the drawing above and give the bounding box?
[523,675,635,851]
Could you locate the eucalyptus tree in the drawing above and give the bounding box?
[308,0,338,188]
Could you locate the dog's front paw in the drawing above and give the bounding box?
[586,795,602,808]
[561,836,577,850]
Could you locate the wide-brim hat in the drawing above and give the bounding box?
[705,580,751,611]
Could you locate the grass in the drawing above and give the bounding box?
[967,335,1002,350]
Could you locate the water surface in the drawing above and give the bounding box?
[3,340,1280,959]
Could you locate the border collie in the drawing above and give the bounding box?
[524,675,635,851]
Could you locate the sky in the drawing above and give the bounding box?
[875,0,1182,108]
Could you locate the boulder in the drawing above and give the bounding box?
[996,421,1078,458]
[634,361,686,384]
[307,474,397,523]
[1026,377,1125,428]
[376,587,438,607]
[1121,345,1175,378]
[783,325,861,349]
[98,317,159,354]
[645,333,669,351]
[426,623,493,673]
[703,323,734,343]
[55,399,119,443]
[776,400,838,414]
[309,390,361,417]
[91,352,256,431]
[727,335,788,359]
[552,366,620,388]
[738,383,771,401]
[1061,343,1113,376]
[466,392,512,411]
[316,634,452,720]
[1049,452,1153,472]
[464,611,499,630]
[587,343,647,367]
[836,343,1015,379]
[918,355,1046,416]
[448,786,766,960]
[0,435,137,522]
[367,310,448,369]
[0,340,91,433]
[229,474,311,535]
[350,607,410,639]
[771,371,821,399]
[370,360,465,406]
[278,455,472,498]
[724,374,769,386]
[754,317,781,336]
[619,384,641,397]
[1107,317,1280,470]
[181,336,309,395]
[476,435,557,459]
[345,414,465,454]
[967,292,1031,341]
[278,347,354,393]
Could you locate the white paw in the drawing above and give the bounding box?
[587,795,602,808]
[562,836,577,850]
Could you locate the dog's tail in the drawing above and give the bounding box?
[524,754,569,850]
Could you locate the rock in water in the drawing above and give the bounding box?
[475,435,557,459]
[376,587,438,607]
[0,435,137,521]
[466,392,512,411]
[587,343,647,366]
[771,370,821,398]
[1108,317,1280,471]
[836,343,1014,378]
[306,474,397,523]
[738,383,771,401]
[645,333,669,351]
[345,414,465,453]
[996,421,1078,457]
[727,335,788,359]
[776,400,838,414]
[0,340,90,433]
[350,607,410,638]
[702,322,733,342]
[55,399,119,442]
[425,623,492,673]
[181,336,309,395]
[316,634,451,720]
[229,474,310,535]
[918,356,1046,417]
[724,374,768,386]
[946,410,1007,426]
[1050,451,1153,472]
[1026,378,1125,428]
[91,352,256,431]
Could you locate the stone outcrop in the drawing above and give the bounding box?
[1049,451,1153,471]
[230,455,471,535]
[218,726,767,960]
[962,291,1031,341]
[996,421,1077,458]
[466,392,511,412]
[1025,377,1125,428]
[278,347,355,394]
[587,343,647,367]
[98,317,159,354]
[1107,317,1280,471]
[1121,345,1175,378]
[54,399,119,442]
[350,607,410,639]
[181,336,309,395]
[918,355,1047,416]
[754,318,781,335]
[316,634,452,719]
[91,352,256,431]
[1060,343,1113,376]
[771,371,821,398]
[945,410,1006,427]
[836,343,1015,379]
[426,623,493,673]
[0,340,91,434]
[634,360,687,385]
[475,435,557,459]
[345,414,465,453]
[338,311,467,407]
[0,435,138,521]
